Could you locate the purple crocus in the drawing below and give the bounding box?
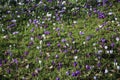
[86,65,91,70]
[44,31,50,35]
[58,62,62,67]
[57,32,60,36]
[96,28,99,31]
[73,62,77,67]
[47,42,51,47]
[24,51,29,56]
[93,8,97,13]
[86,35,91,41]
[75,70,80,75]
[52,60,55,65]
[61,38,66,43]
[97,62,101,68]
[28,41,34,46]
[71,72,77,77]
[55,28,60,31]
[118,0,120,2]
[111,43,115,48]
[56,17,60,21]
[71,72,76,77]
[13,59,18,64]
[63,49,68,53]
[7,23,16,29]
[79,31,84,35]
[56,77,60,80]
[102,0,108,6]
[30,28,34,32]
[57,62,62,70]
[98,11,106,19]
[32,72,36,77]
[33,19,38,24]
[101,38,107,43]
[57,43,61,47]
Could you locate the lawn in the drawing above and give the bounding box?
[0,0,120,80]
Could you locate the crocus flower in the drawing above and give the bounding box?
[44,31,50,35]
[55,55,59,59]
[28,41,34,46]
[71,72,76,77]
[86,65,91,70]
[66,71,70,75]
[101,38,107,43]
[93,8,97,13]
[55,28,60,31]
[24,51,29,56]
[56,16,60,21]
[97,62,101,67]
[13,59,18,64]
[118,0,120,2]
[56,77,60,80]
[32,72,36,77]
[96,28,99,31]
[98,11,106,19]
[61,38,66,43]
[12,31,19,35]
[73,62,77,67]
[33,19,38,24]
[57,43,61,47]
[47,42,51,47]
[94,76,97,80]
[7,23,16,29]
[58,62,62,67]
[86,35,91,41]
[75,70,80,75]
[111,43,115,48]
[30,28,34,32]
[104,68,108,73]
[103,0,108,6]
[79,31,84,35]
[52,60,55,65]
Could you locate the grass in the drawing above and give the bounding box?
[0,0,120,80]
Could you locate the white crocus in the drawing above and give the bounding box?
[47,13,52,17]
[117,66,120,70]
[40,40,42,45]
[104,46,108,49]
[108,12,113,15]
[26,64,29,69]
[39,60,42,64]
[106,50,109,54]
[116,37,119,41]
[105,68,108,73]
[36,46,40,50]
[62,1,66,4]
[110,50,113,54]
[30,37,34,41]
[98,25,102,28]
[74,56,78,61]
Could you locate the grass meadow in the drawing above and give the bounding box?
[0,0,120,80]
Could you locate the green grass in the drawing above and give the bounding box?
[0,1,120,80]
